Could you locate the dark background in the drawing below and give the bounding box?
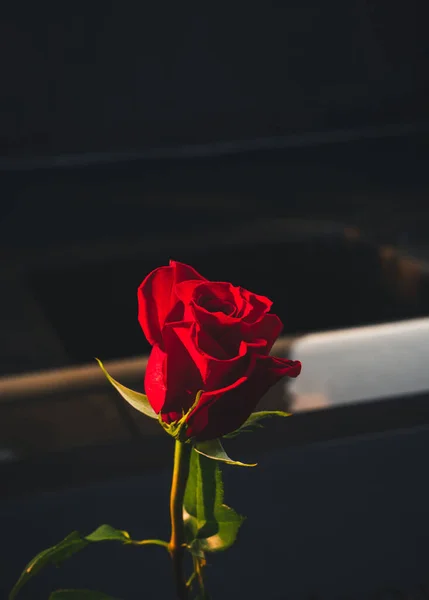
[1,424,428,600]
[1,2,429,599]
[1,1,427,160]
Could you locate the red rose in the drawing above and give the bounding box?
[138,261,301,441]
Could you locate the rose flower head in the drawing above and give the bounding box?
[138,260,301,441]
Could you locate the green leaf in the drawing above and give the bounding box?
[199,505,243,554]
[195,439,257,467]
[85,524,130,543]
[223,410,291,439]
[184,449,218,539]
[95,358,157,419]
[9,525,134,600]
[9,532,88,600]
[49,590,120,600]
[184,449,244,554]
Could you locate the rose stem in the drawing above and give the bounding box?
[168,439,191,600]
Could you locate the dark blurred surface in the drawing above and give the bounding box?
[1,132,429,375]
[2,390,429,497]
[1,6,429,598]
[1,0,428,376]
[1,422,428,599]
[1,2,428,159]
[1,132,429,466]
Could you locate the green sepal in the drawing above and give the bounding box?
[184,449,244,554]
[195,439,257,467]
[187,539,206,559]
[9,524,150,600]
[223,410,291,439]
[159,390,204,441]
[49,591,120,600]
[95,358,157,419]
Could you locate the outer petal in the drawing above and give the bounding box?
[238,288,272,323]
[171,321,267,390]
[144,324,204,419]
[144,345,168,414]
[241,313,284,354]
[137,261,206,345]
[190,308,283,358]
[184,355,302,441]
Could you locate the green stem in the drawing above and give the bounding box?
[193,554,206,597]
[132,539,169,549]
[168,440,191,600]
[186,570,197,589]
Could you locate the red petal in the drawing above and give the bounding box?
[169,260,206,283]
[138,261,206,346]
[177,281,244,326]
[144,345,167,413]
[172,321,267,390]
[238,288,272,322]
[242,313,284,354]
[185,355,302,440]
[144,325,204,416]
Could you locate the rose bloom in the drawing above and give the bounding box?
[138,261,301,441]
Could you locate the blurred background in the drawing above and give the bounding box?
[1,2,429,598]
